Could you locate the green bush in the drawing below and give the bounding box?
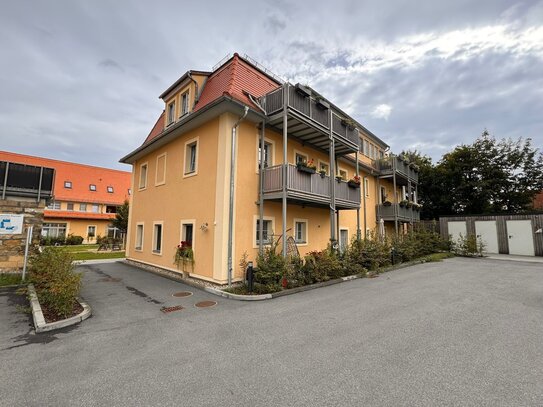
[255,238,287,285]
[345,235,391,271]
[29,247,82,318]
[65,234,84,245]
[451,233,485,257]
[301,246,344,283]
[40,236,66,246]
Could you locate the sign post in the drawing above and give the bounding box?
[22,225,33,281]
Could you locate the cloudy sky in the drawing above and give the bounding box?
[1,0,542,170]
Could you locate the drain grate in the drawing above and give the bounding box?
[172,291,193,298]
[99,277,122,282]
[161,305,184,313]
[195,300,217,308]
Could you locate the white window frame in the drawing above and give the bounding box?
[339,228,349,253]
[180,91,189,117]
[47,201,61,210]
[87,225,97,238]
[155,153,167,186]
[64,181,72,189]
[107,186,114,193]
[152,221,164,255]
[183,137,199,177]
[167,100,176,125]
[255,135,276,173]
[66,202,74,211]
[338,168,348,180]
[89,184,97,192]
[293,150,309,165]
[92,204,100,213]
[318,160,329,175]
[135,222,144,251]
[293,218,308,246]
[253,215,275,248]
[179,219,196,252]
[79,203,87,212]
[139,162,148,190]
[364,178,370,197]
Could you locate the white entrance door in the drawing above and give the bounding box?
[339,229,348,253]
[447,221,467,244]
[475,220,499,254]
[506,220,535,256]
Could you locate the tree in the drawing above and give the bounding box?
[112,200,129,233]
[409,131,543,218]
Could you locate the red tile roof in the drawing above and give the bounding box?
[143,53,281,144]
[0,151,131,205]
[44,211,116,220]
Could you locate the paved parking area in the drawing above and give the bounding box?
[0,257,542,406]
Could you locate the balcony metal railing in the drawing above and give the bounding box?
[377,203,420,221]
[262,164,360,207]
[261,85,359,149]
[376,155,419,183]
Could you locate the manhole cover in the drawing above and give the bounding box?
[195,301,217,308]
[99,277,122,282]
[172,291,193,298]
[161,305,184,313]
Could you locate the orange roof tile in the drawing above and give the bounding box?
[44,210,116,220]
[0,151,131,205]
[143,53,281,145]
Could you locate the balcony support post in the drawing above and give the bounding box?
[393,158,399,236]
[281,83,288,257]
[329,109,337,248]
[258,121,266,255]
[356,151,361,240]
[2,162,9,200]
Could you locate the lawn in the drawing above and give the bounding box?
[48,244,125,261]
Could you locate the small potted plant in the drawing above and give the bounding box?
[174,240,194,277]
[295,83,311,97]
[347,175,361,188]
[383,200,392,207]
[406,201,413,209]
[336,175,343,183]
[314,95,330,110]
[319,169,327,178]
[399,200,408,208]
[340,118,356,131]
[296,159,317,174]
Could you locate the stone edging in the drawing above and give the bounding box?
[28,284,92,333]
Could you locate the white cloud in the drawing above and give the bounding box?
[371,104,392,120]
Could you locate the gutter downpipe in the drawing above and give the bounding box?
[187,72,200,108]
[227,106,249,287]
[282,84,289,258]
[356,149,361,240]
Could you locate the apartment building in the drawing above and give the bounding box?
[0,151,131,243]
[121,53,419,285]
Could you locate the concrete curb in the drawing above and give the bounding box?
[28,284,92,333]
[75,258,124,265]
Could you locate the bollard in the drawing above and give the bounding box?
[246,261,254,293]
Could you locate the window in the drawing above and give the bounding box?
[258,140,273,169]
[64,181,72,189]
[135,223,144,251]
[255,219,272,244]
[156,153,167,185]
[87,226,96,238]
[379,150,384,159]
[319,161,329,175]
[339,229,349,253]
[180,92,189,116]
[41,223,67,238]
[139,163,148,189]
[364,178,370,197]
[92,204,99,213]
[181,222,194,245]
[67,203,74,211]
[89,184,96,191]
[339,169,348,180]
[363,139,369,156]
[47,201,61,210]
[184,140,198,175]
[153,223,163,254]
[107,186,114,193]
[380,186,387,204]
[79,203,87,212]
[295,152,308,165]
[294,220,308,244]
[167,101,175,125]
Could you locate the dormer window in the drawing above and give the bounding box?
[167,101,176,125]
[89,184,97,191]
[64,181,72,189]
[107,186,114,193]
[181,92,189,116]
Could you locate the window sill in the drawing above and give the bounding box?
[183,171,198,179]
[152,250,162,256]
[138,187,147,191]
[135,247,143,252]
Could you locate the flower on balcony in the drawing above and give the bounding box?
[296,159,316,170]
[347,175,361,188]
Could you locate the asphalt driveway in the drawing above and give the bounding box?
[0,258,542,406]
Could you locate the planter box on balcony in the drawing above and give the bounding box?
[316,98,330,110]
[347,180,360,188]
[296,164,316,174]
[295,84,311,97]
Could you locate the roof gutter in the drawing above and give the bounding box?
[227,106,249,287]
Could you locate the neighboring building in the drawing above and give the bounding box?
[121,53,419,285]
[1,160,54,271]
[533,191,543,210]
[0,151,131,244]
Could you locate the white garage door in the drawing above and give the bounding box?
[475,220,499,254]
[506,220,535,256]
[447,221,467,244]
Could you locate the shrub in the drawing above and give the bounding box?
[65,234,84,245]
[255,238,287,285]
[40,236,66,246]
[301,246,344,283]
[346,234,391,270]
[29,247,82,318]
[451,233,485,257]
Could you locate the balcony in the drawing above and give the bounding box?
[1,161,54,200]
[262,164,360,209]
[260,84,359,156]
[377,155,418,185]
[377,203,420,222]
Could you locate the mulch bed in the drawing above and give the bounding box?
[41,300,84,323]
